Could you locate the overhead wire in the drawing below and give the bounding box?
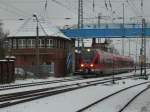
[109,0,112,10]
[127,0,141,16]
[82,0,108,25]
[90,0,140,23]
[103,0,122,23]
[83,0,108,24]
[13,17,32,36]
[92,0,95,12]
[103,0,142,23]
[0,0,30,18]
[127,0,150,23]
[1,0,149,28]
[105,0,108,10]
[41,0,78,29]
[0,5,24,17]
[0,0,46,3]
[51,0,76,15]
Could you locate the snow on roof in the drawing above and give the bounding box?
[8,18,70,40]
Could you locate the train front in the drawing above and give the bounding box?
[79,49,96,74]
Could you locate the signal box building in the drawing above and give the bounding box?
[7,20,73,77]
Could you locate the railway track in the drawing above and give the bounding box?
[76,81,150,112]
[118,84,150,112]
[0,72,139,91]
[0,77,84,91]
[0,75,137,108]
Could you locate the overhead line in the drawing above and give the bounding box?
[51,0,76,15]
[13,17,32,36]
[0,1,30,17]
[0,5,24,17]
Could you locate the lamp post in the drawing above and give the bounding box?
[33,14,40,76]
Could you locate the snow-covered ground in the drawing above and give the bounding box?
[0,76,110,95]
[0,70,150,112]
[0,70,147,95]
[1,69,149,86]
[84,81,149,112]
[123,89,150,112]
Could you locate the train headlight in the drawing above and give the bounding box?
[87,49,91,52]
[90,64,94,67]
[81,64,84,67]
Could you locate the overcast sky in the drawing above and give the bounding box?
[1,0,150,28]
[0,0,150,61]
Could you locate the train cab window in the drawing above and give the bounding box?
[81,49,95,63]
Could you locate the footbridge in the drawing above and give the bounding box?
[62,23,150,38]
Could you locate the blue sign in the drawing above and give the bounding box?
[62,28,150,38]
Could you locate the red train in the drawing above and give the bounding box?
[78,48,134,76]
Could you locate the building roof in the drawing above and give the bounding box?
[8,18,70,40]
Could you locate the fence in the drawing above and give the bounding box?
[15,63,54,78]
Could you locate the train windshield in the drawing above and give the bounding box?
[81,49,95,63]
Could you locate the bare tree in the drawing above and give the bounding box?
[0,22,8,59]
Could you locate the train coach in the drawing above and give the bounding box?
[78,48,134,76]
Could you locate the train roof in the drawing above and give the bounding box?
[78,48,133,62]
[96,49,133,61]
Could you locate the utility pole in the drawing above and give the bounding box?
[141,0,143,14]
[129,39,130,57]
[140,0,147,79]
[140,18,147,79]
[122,3,125,56]
[98,13,101,28]
[78,0,83,29]
[143,18,147,79]
[135,37,138,74]
[33,14,40,77]
[112,57,115,84]
[98,13,101,43]
[78,0,83,51]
